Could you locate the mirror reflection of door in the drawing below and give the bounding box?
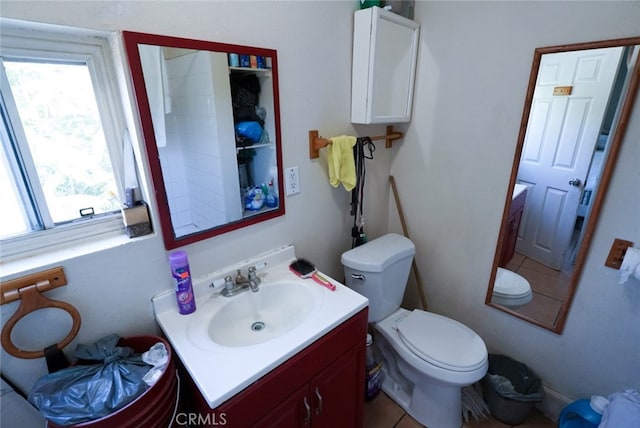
[516,47,623,270]
[492,42,638,329]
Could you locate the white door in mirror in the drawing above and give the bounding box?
[285,166,300,195]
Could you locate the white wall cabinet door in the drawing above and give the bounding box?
[351,6,419,124]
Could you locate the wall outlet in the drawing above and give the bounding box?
[285,166,300,196]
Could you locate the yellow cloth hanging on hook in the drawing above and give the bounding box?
[328,135,357,191]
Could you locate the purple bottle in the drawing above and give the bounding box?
[169,251,196,315]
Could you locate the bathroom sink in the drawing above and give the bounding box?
[151,244,369,408]
[187,278,321,350]
[206,282,315,347]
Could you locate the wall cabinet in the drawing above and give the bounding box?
[351,6,420,124]
[181,309,367,427]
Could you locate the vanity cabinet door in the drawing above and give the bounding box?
[310,345,365,428]
[253,344,365,428]
[253,385,309,427]
[500,189,527,267]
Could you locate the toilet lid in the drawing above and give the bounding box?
[493,268,532,299]
[396,310,487,371]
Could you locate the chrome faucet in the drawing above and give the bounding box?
[221,266,261,297]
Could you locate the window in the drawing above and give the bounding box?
[0,20,135,259]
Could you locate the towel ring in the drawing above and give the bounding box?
[1,282,81,359]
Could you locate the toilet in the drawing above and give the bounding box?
[341,233,488,428]
[492,267,532,308]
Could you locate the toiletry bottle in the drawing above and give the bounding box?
[558,397,606,428]
[365,333,384,400]
[169,251,196,315]
[266,180,278,208]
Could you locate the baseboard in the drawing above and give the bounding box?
[537,384,573,422]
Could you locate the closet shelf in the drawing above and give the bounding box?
[236,142,272,153]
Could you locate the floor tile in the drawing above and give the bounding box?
[505,253,526,271]
[518,263,569,300]
[463,415,510,427]
[515,291,563,326]
[365,392,556,428]
[514,409,557,428]
[364,392,404,428]
[396,413,425,427]
[499,252,573,326]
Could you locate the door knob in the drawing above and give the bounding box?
[569,178,581,187]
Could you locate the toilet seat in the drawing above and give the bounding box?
[493,268,532,299]
[396,310,487,372]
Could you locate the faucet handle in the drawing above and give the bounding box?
[247,262,267,279]
[224,276,235,290]
[247,266,257,280]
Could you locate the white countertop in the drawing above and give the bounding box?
[152,245,368,408]
[513,183,528,199]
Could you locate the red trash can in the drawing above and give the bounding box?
[47,336,177,428]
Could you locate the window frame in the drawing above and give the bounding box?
[0,19,135,261]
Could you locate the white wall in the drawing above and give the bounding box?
[0,0,393,394]
[1,0,639,417]
[396,0,640,407]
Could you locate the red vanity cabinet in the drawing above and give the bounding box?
[500,188,527,267]
[181,308,368,427]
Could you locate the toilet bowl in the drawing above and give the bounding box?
[376,308,488,428]
[342,234,488,428]
[492,267,532,308]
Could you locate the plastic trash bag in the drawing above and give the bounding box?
[28,334,152,426]
[485,354,544,402]
[141,342,168,387]
[235,121,264,145]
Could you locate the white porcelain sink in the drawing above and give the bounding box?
[151,245,369,409]
[186,274,323,352]
[206,282,314,347]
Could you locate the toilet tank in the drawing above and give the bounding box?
[341,233,415,322]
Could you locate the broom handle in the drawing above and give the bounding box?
[390,175,429,311]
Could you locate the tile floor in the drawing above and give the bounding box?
[364,392,555,428]
[504,252,570,327]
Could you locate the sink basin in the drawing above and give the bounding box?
[207,282,314,347]
[151,244,369,408]
[186,273,325,351]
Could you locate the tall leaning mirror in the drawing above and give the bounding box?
[486,37,640,333]
[123,31,285,250]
